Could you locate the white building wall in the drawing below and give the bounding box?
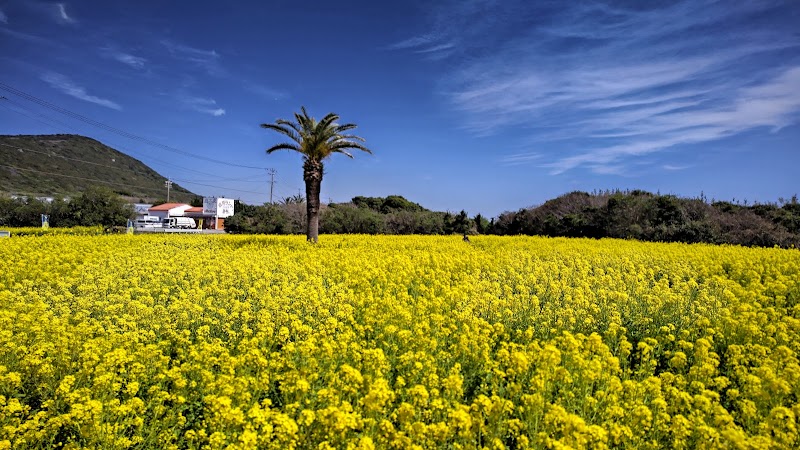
[167,205,192,217]
[147,205,192,220]
[149,211,170,221]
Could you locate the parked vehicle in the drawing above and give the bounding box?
[135,216,162,228]
[162,217,197,229]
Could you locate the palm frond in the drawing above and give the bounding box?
[334,123,358,133]
[317,113,340,134]
[337,134,366,142]
[266,142,301,154]
[275,119,303,136]
[331,149,354,158]
[263,107,373,160]
[260,123,302,144]
[329,140,373,154]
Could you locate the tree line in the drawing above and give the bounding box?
[2,187,798,247]
[494,190,800,247]
[0,186,132,228]
[225,195,476,236]
[227,191,800,248]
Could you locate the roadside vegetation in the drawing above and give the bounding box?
[226,191,800,248]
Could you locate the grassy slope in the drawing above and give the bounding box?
[0,134,196,202]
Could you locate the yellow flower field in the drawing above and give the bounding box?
[1,234,799,449]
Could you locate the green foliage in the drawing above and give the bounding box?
[225,204,294,234]
[65,186,135,227]
[321,204,384,234]
[448,210,472,235]
[225,196,450,236]
[491,190,800,248]
[0,187,133,227]
[352,195,426,213]
[351,196,384,211]
[474,213,490,234]
[208,190,800,248]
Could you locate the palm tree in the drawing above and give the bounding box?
[261,107,372,242]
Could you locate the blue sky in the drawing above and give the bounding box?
[1,0,799,217]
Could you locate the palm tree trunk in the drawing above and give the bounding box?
[303,159,323,243]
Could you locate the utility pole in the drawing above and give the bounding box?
[165,178,173,202]
[267,168,277,204]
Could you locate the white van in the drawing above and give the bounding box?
[135,216,162,228]
[163,217,197,229]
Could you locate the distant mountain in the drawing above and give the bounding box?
[0,134,196,202]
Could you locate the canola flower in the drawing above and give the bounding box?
[0,234,799,449]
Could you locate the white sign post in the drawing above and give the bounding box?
[203,197,235,229]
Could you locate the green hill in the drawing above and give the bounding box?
[0,134,196,202]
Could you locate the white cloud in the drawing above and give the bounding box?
[245,83,288,100]
[388,33,455,58]
[401,0,800,175]
[542,66,800,174]
[161,39,224,75]
[40,72,121,110]
[501,152,542,164]
[389,34,438,50]
[114,52,146,69]
[0,8,8,24]
[55,3,75,24]
[181,96,226,117]
[663,164,691,171]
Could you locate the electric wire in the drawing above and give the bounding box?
[0,89,296,201]
[1,141,267,196]
[0,82,268,170]
[1,95,233,179]
[0,163,167,195]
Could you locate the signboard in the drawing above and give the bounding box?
[41,214,49,229]
[203,197,235,218]
[133,203,152,215]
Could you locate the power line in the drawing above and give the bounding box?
[0,99,63,132]
[0,82,267,170]
[1,93,271,200]
[171,178,267,196]
[1,96,268,183]
[1,95,232,178]
[1,124,270,200]
[0,163,167,195]
[0,142,161,174]
[0,141,268,195]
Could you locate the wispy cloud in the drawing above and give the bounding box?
[0,8,8,24]
[101,48,147,69]
[161,39,224,75]
[400,0,800,175]
[0,27,56,45]
[245,83,289,100]
[389,34,455,55]
[181,95,226,117]
[55,3,75,24]
[501,152,542,165]
[40,72,121,110]
[663,164,691,171]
